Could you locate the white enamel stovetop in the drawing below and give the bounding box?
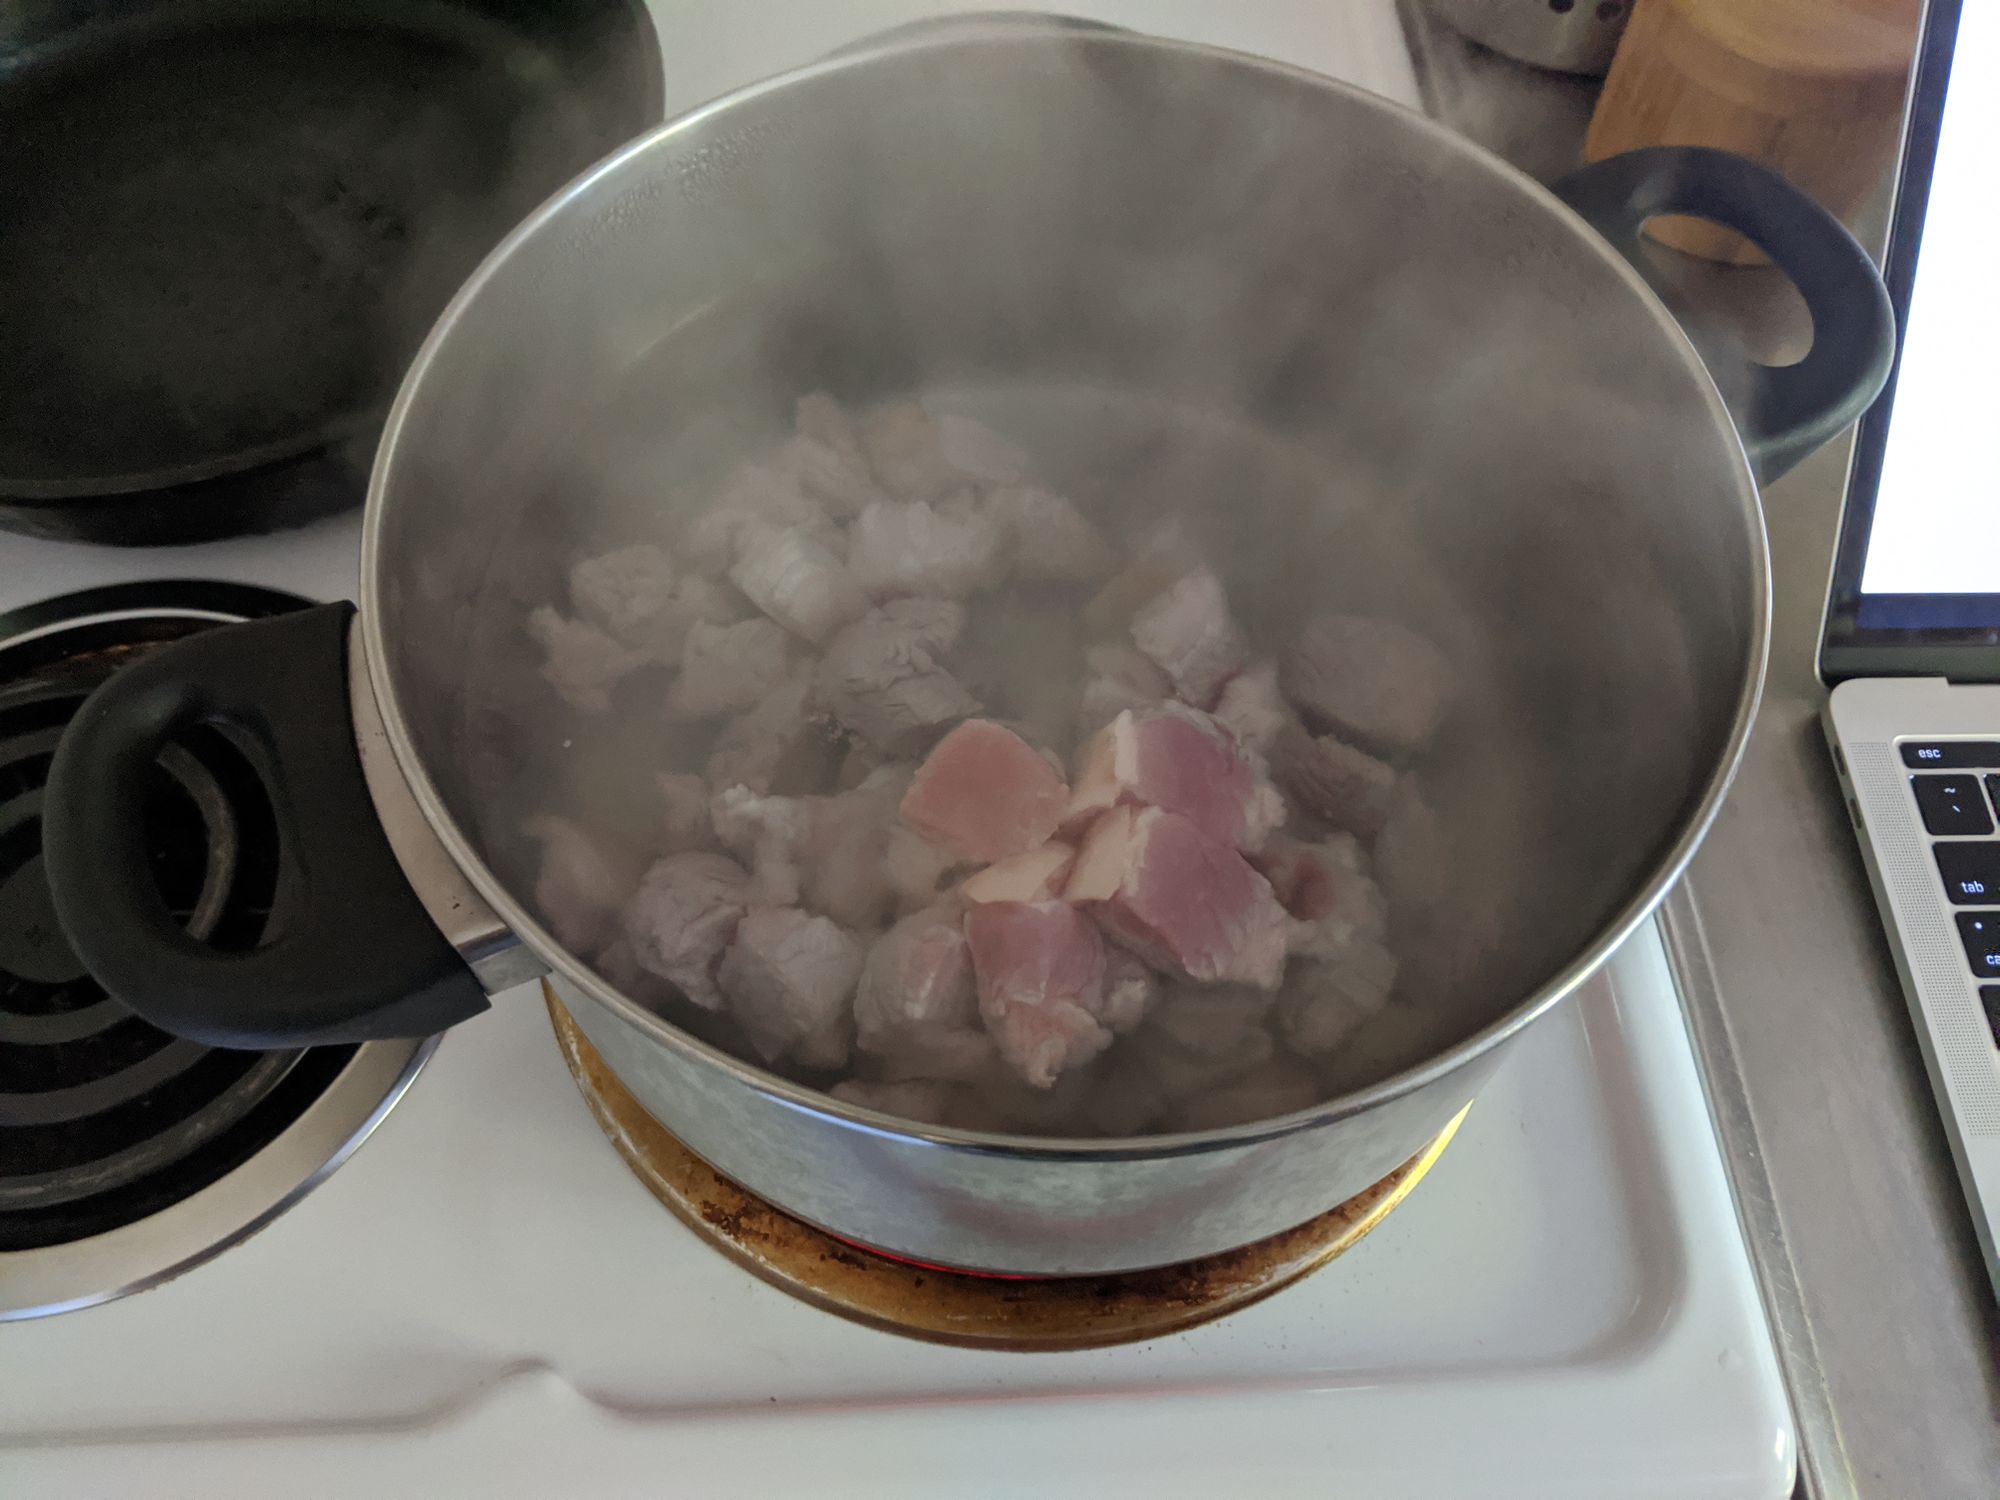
[0,5,1795,1497]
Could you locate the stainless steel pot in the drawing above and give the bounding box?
[41,22,1893,1274]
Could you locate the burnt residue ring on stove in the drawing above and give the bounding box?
[0,582,434,1319]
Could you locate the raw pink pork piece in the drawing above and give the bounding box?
[1066,807,1290,989]
[526,606,644,713]
[521,815,640,955]
[1279,614,1456,753]
[718,908,863,1070]
[568,544,676,648]
[1211,661,1289,753]
[729,521,868,644]
[1275,945,1398,1057]
[1065,706,1284,851]
[666,618,791,720]
[1075,643,1171,736]
[1129,565,1248,709]
[1252,833,1390,959]
[964,900,1114,1088]
[815,600,978,755]
[1269,723,1398,840]
[622,852,753,1009]
[901,719,1070,864]
[853,906,990,1081]
[859,400,958,502]
[986,484,1117,584]
[802,767,909,929]
[846,499,1005,600]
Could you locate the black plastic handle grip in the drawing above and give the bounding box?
[1552,145,1895,483]
[41,601,488,1048]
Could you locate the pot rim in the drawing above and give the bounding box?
[360,20,1772,1162]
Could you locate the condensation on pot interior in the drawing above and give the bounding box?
[366,26,1761,1141]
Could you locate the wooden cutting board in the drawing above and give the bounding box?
[1585,0,1922,263]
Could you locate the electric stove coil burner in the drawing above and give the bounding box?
[0,584,433,1319]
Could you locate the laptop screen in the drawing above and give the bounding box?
[1823,0,2000,673]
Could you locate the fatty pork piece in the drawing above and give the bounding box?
[1279,614,1456,754]
[1253,833,1391,959]
[901,718,1070,864]
[815,599,979,756]
[1274,944,1398,1058]
[522,814,640,955]
[846,498,1005,600]
[666,617,791,721]
[853,906,993,1081]
[785,393,882,518]
[859,399,959,502]
[1269,722,1398,840]
[1083,522,1204,638]
[985,484,1117,584]
[829,1078,962,1128]
[622,852,753,1009]
[803,767,908,929]
[960,842,1075,905]
[1129,564,1249,710]
[1174,1059,1319,1132]
[1211,661,1289,754]
[526,605,645,713]
[1066,806,1290,989]
[1076,643,1171,737]
[682,459,837,578]
[964,900,1115,1088]
[710,784,813,905]
[1065,705,1284,852]
[718,907,864,1071]
[729,520,868,645]
[706,667,839,796]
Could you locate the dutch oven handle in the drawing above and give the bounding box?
[1551,145,1896,483]
[41,602,491,1047]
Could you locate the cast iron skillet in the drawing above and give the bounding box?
[0,0,661,544]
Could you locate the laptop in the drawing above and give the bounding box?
[1820,0,2000,1291]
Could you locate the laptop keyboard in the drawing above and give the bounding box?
[1910,743,2000,1043]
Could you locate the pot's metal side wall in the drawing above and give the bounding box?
[555,974,1494,1276]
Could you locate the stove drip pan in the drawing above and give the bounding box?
[547,989,1461,1350]
[0,583,431,1319]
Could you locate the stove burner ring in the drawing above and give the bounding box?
[0,585,434,1320]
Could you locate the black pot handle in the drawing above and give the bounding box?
[1551,145,1895,483]
[41,601,488,1048]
